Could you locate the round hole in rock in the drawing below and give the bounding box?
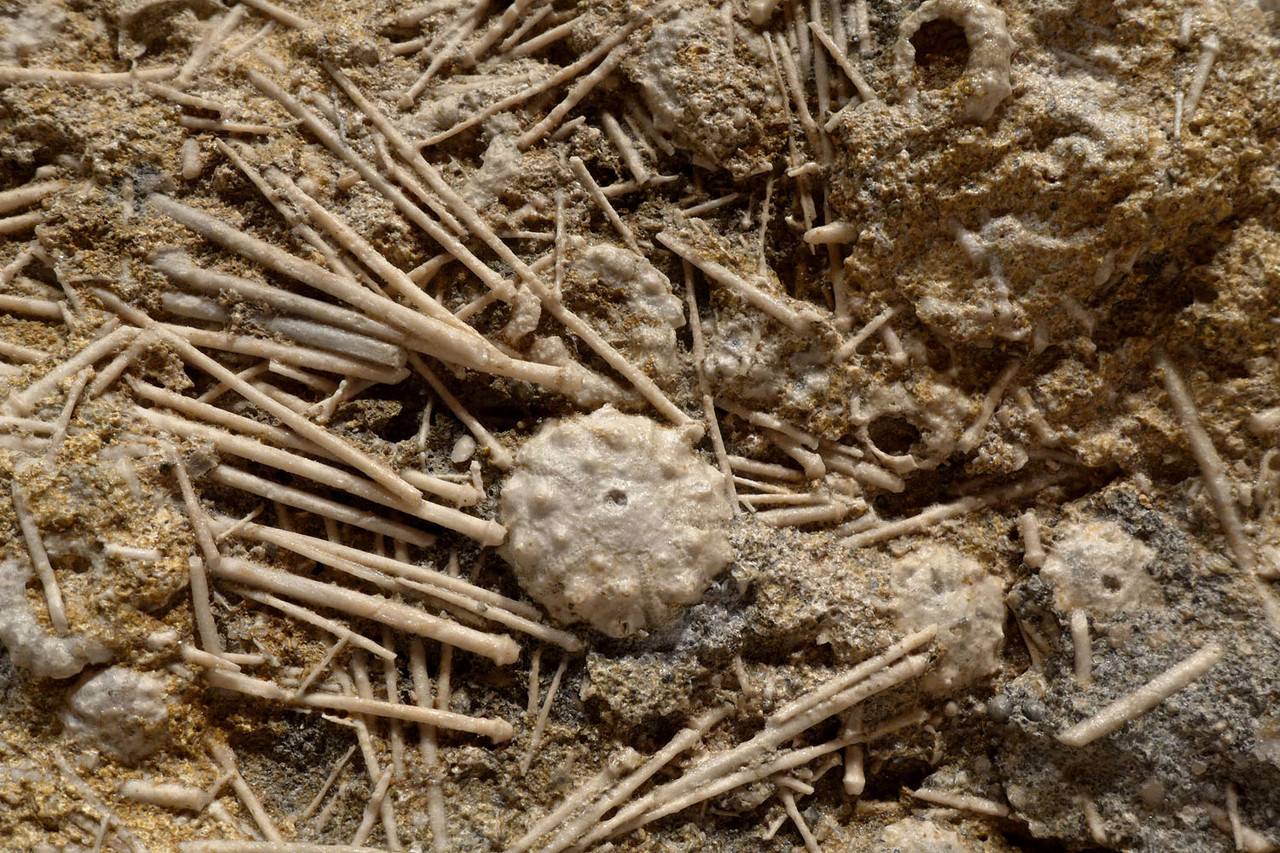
[867,416,922,456]
[605,488,628,507]
[910,18,969,90]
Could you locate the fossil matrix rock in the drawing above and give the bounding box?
[0,0,1279,851]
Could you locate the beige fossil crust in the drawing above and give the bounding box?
[0,1,1279,852]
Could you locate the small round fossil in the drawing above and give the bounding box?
[499,407,734,638]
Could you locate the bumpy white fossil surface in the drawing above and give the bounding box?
[501,406,733,637]
[1041,519,1162,617]
[891,542,1006,694]
[61,666,170,764]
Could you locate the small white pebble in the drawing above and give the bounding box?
[451,434,477,465]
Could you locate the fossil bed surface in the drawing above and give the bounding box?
[1,0,1279,852]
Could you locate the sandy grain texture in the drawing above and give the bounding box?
[1,0,1279,851]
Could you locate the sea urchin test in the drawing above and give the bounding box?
[500,407,734,638]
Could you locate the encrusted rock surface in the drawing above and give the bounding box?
[0,0,1279,851]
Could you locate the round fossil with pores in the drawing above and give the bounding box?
[499,406,734,638]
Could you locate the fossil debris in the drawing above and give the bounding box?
[0,0,1279,851]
